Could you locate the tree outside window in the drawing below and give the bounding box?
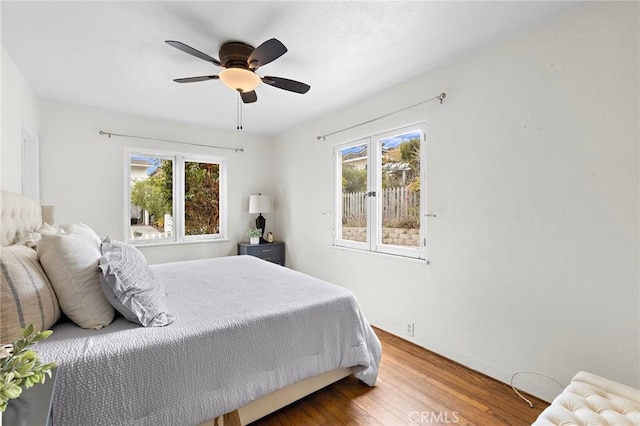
[127,152,226,243]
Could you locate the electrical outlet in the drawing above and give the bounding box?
[406,322,414,337]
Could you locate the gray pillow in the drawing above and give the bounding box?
[98,237,173,327]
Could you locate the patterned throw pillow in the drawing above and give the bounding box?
[99,237,173,327]
[0,245,61,342]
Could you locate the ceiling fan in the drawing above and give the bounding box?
[166,38,310,104]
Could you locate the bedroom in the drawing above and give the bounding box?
[1,1,638,425]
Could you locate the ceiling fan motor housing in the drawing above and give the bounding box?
[219,42,255,69]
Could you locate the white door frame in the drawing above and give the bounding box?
[22,122,39,203]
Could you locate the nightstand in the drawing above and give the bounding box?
[4,369,56,426]
[238,241,285,266]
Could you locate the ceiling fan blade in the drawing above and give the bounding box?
[240,90,258,104]
[262,76,310,94]
[173,75,219,83]
[248,38,287,69]
[165,40,222,67]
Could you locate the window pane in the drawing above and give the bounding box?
[339,143,368,243]
[184,161,220,236]
[129,156,174,241]
[379,131,420,248]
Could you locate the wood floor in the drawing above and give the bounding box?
[251,327,549,426]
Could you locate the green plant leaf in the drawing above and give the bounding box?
[22,324,34,338]
[33,330,53,342]
[2,382,22,399]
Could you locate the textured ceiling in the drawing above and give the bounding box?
[1,1,584,136]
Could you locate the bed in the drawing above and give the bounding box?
[0,191,382,426]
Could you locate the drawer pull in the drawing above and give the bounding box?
[263,257,272,261]
[261,249,272,253]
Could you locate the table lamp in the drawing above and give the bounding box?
[41,205,56,226]
[249,193,271,243]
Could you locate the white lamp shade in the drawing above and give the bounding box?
[219,68,261,93]
[249,194,271,214]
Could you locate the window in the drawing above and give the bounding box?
[334,124,425,259]
[126,151,227,244]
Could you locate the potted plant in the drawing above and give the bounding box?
[247,228,262,245]
[0,325,56,422]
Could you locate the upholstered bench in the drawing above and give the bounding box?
[533,371,639,425]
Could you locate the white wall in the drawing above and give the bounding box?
[273,2,639,401]
[1,46,39,193]
[38,101,275,264]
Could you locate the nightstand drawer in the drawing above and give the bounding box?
[248,246,282,262]
[238,242,285,266]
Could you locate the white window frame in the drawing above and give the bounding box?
[333,138,370,252]
[333,123,426,260]
[125,149,227,245]
[181,154,228,242]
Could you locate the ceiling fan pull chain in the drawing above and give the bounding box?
[236,92,241,130]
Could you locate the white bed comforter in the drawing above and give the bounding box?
[35,255,381,426]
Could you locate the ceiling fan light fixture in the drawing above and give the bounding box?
[219,68,261,93]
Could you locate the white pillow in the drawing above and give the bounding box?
[64,223,101,248]
[17,223,60,248]
[17,231,41,248]
[38,223,58,234]
[37,233,114,329]
[99,237,173,327]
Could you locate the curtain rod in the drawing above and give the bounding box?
[98,130,245,153]
[316,92,446,141]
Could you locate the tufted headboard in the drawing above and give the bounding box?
[0,191,43,246]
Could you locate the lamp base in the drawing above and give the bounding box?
[255,213,267,244]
